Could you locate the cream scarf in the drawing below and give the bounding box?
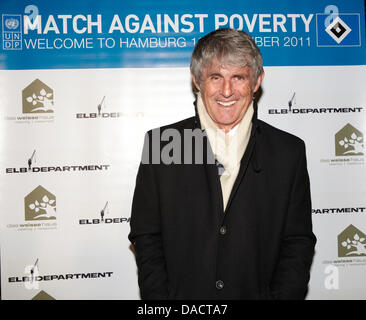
[196,92,254,211]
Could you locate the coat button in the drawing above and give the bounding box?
[219,226,227,235]
[216,280,224,290]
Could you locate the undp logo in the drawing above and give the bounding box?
[316,13,361,47]
[2,14,22,50]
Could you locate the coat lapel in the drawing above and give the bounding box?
[193,103,223,222]
[203,136,224,220]
[221,132,256,222]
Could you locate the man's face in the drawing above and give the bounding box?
[194,60,264,132]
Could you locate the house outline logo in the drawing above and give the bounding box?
[335,123,364,156]
[22,79,54,114]
[32,290,55,300]
[24,185,56,221]
[338,225,366,257]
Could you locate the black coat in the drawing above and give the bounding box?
[129,102,316,300]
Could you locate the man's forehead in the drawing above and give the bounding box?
[202,60,252,75]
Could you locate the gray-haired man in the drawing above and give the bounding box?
[129,28,316,300]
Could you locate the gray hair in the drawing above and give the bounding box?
[190,28,263,87]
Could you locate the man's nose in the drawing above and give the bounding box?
[221,79,233,97]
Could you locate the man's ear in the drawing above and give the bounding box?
[191,73,201,92]
[253,72,264,93]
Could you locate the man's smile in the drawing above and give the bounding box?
[216,100,237,107]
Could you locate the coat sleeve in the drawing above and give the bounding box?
[269,141,316,300]
[128,135,169,300]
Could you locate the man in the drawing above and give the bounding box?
[129,28,316,300]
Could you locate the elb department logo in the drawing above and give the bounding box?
[2,14,22,50]
[316,8,361,47]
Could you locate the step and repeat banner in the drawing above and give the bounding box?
[0,0,365,300]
